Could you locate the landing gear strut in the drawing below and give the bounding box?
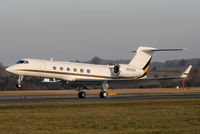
[16,75,23,88]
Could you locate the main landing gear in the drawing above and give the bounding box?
[76,82,110,99]
[78,91,86,99]
[77,90,108,99]
[99,91,108,98]
[76,85,88,99]
[16,75,23,88]
[99,82,109,98]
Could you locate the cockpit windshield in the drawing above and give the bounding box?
[16,60,29,64]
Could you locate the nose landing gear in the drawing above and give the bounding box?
[16,83,22,88]
[16,75,24,88]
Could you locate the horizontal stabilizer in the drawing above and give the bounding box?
[132,48,183,52]
[151,49,183,52]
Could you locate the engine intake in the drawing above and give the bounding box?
[113,65,120,75]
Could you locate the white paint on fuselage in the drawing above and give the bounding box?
[7,58,119,81]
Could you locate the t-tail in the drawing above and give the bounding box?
[129,46,183,76]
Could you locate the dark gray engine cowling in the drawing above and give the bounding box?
[113,65,120,75]
[112,64,143,77]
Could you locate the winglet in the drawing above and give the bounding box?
[179,65,192,78]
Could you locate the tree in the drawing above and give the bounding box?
[152,66,157,71]
[178,59,187,66]
[90,56,102,64]
[197,60,200,66]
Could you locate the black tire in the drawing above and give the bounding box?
[16,84,21,88]
[99,91,108,98]
[78,91,86,99]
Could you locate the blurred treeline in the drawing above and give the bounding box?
[0,57,200,90]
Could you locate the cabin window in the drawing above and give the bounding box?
[53,66,56,70]
[87,69,91,73]
[60,67,63,71]
[16,60,29,64]
[74,68,77,72]
[67,68,70,71]
[80,69,84,73]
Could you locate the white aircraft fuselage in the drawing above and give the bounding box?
[6,59,144,81]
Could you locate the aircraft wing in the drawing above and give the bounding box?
[73,77,175,83]
[72,77,176,88]
[71,65,192,88]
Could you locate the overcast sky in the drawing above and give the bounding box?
[0,0,200,65]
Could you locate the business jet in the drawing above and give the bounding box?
[6,46,192,98]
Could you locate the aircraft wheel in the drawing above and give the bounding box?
[16,84,21,88]
[99,91,108,98]
[78,91,86,99]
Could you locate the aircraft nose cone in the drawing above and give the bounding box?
[6,66,13,73]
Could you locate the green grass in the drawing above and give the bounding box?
[0,98,200,134]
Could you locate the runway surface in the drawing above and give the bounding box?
[0,93,200,103]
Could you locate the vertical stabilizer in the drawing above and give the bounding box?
[129,46,183,74]
[129,47,157,73]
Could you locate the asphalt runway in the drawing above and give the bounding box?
[0,93,200,103]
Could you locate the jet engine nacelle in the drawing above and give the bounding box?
[112,64,144,77]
